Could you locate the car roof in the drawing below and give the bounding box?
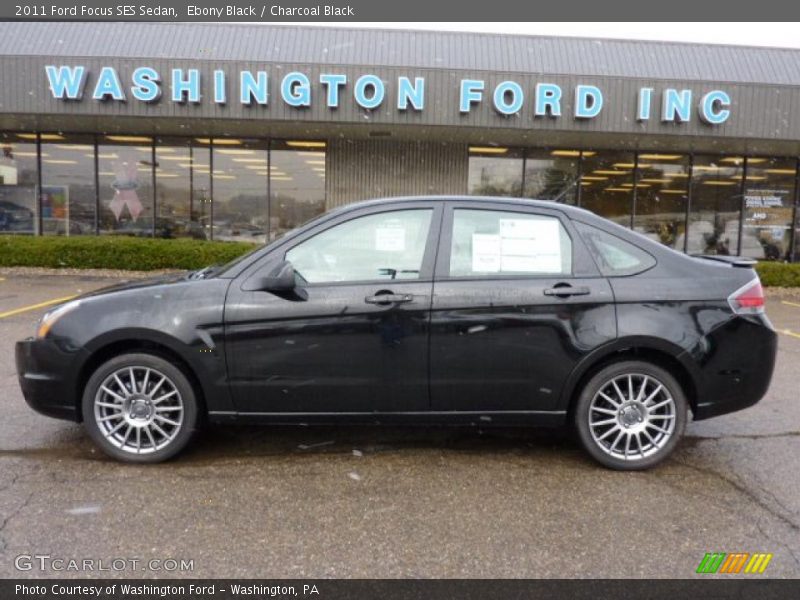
[327,195,597,220]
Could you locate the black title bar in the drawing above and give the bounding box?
[3,0,800,22]
[4,579,800,600]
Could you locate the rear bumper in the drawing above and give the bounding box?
[15,337,86,422]
[692,315,778,420]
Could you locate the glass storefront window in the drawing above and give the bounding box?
[740,157,796,260]
[795,213,800,262]
[634,154,690,249]
[211,138,268,244]
[579,151,635,226]
[156,138,210,240]
[40,133,96,235]
[98,136,154,236]
[269,141,327,241]
[468,148,523,197]
[14,133,800,263]
[688,155,744,256]
[524,149,579,204]
[0,134,38,235]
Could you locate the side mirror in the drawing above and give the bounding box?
[242,260,297,293]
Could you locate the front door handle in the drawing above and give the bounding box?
[543,285,591,297]
[365,293,414,305]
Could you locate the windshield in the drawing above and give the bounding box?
[212,244,265,277]
[213,210,333,277]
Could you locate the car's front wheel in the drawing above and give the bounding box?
[574,360,687,470]
[81,352,199,463]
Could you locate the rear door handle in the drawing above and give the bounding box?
[543,286,591,297]
[365,293,414,305]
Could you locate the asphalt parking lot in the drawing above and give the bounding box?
[0,270,798,579]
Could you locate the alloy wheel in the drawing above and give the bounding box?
[587,373,676,461]
[93,366,184,454]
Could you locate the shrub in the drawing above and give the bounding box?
[2,236,800,285]
[0,235,255,271]
[755,262,800,288]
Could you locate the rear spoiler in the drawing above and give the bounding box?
[691,254,757,268]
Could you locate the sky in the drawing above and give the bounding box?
[286,22,800,49]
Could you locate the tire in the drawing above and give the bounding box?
[574,360,687,471]
[81,352,199,463]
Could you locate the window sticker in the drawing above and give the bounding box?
[471,233,502,272]
[471,218,563,274]
[500,218,562,273]
[499,255,546,272]
[375,224,406,252]
[500,237,538,256]
[499,218,544,240]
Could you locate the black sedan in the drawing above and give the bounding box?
[15,196,777,469]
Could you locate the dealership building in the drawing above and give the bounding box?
[1,22,799,260]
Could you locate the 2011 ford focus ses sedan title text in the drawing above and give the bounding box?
[16,196,777,469]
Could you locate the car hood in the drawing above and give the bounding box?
[78,271,193,300]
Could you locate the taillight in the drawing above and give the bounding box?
[728,278,765,315]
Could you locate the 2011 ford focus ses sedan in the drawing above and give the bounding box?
[16,196,777,469]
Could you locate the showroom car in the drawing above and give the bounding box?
[15,196,777,469]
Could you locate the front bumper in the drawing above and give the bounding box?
[15,337,87,422]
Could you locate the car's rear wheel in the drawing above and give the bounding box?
[81,353,198,463]
[574,360,687,470]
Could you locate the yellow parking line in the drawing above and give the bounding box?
[0,295,77,319]
[0,277,5,281]
[781,300,800,309]
[780,329,800,340]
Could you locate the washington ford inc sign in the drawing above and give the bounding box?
[45,65,733,124]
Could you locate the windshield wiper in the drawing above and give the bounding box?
[188,265,219,280]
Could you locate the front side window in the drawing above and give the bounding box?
[449,209,572,277]
[575,221,656,276]
[286,209,432,284]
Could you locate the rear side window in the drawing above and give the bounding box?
[449,209,572,277]
[575,222,656,276]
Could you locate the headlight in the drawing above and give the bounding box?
[36,299,82,339]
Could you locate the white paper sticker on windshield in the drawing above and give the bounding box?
[500,255,547,272]
[499,218,543,239]
[500,237,538,257]
[472,233,501,272]
[375,226,406,252]
[498,218,563,273]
